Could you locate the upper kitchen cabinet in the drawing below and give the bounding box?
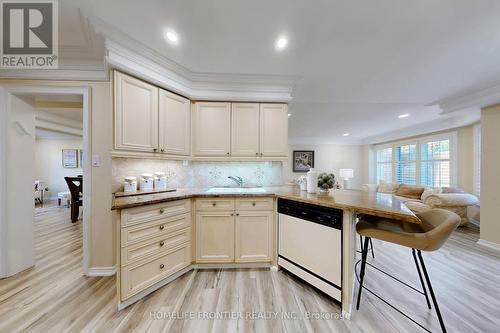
[231,103,260,156]
[114,71,159,152]
[193,102,231,156]
[259,103,288,157]
[159,89,191,155]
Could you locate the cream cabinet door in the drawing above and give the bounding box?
[235,211,273,262]
[231,103,260,156]
[193,102,231,156]
[196,211,235,262]
[259,103,288,157]
[114,71,159,152]
[158,89,190,155]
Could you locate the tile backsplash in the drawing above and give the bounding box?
[112,158,283,192]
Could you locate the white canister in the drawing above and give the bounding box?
[154,172,167,190]
[140,173,154,191]
[124,176,137,193]
[306,168,318,194]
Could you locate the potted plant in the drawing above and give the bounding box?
[317,172,335,194]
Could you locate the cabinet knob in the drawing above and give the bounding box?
[159,208,165,214]
[153,148,157,152]
[159,225,165,230]
[255,152,259,155]
[252,202,256,206]
[230,213,234,216]
[160,241,165,247]
[160,148,165,152]
[212,202,216,207]
[226,152,230,155]
[236,213,240,216]
[160,264,165,269]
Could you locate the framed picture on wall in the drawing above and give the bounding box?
[293,150,315,172]
[62,149,78,168]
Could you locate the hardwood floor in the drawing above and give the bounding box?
[1,203,499,333]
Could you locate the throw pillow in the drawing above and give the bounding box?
[396,185,425,200]
[378,183,399,194]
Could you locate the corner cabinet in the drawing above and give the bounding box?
[193,102,231,156]
[158,89,191,155]
[114,71,159,152]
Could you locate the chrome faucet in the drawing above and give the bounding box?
[228,176,244,187]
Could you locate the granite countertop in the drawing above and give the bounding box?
[112,186,420,224]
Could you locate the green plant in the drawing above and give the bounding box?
[317,172,335,190]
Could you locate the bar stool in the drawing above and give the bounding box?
[355,209,460,333]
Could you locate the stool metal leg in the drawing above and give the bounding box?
[356,236,371,310]
[412,249,431,309]
[417,250,447,333]
[369,237,375,259]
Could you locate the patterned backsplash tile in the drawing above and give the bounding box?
[112,158,283,192]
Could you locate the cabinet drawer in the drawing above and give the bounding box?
[121,228,191,266]
[196,199,235,211]
[121,200,191,227]
[121,213,191,246]
[121,243,191,301]
[235,198,273,211]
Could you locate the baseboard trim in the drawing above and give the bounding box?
[193,262,271,270]
[87,266,117,277]
[476,239,500,255]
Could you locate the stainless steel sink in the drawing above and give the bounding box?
[206,187,266,193]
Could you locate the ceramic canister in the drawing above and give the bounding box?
[154,172,167,190]
[140,173,154,191]
[124,176,137,193]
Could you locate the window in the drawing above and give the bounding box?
[395,144,417,185]
[420,139,450,187]
[376,147,392,183]
[374,133,457,187]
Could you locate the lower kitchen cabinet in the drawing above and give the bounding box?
[235,211,273,262]
[195,211,235,262]
[195,198,274,264]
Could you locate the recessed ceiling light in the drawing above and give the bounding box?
[275,37,288,51]
[288,113,292,117]
[343,133,350,137]
[398,113,410,119]
[164,30,179,44]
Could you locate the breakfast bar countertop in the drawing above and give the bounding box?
[112,186,420,224]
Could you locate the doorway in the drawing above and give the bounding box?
[0,85,91,277]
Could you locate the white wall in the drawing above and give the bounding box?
[283,144,370,189]
[480,105,500,248]
[35,137,83,198]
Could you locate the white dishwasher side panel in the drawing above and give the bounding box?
[278,213,341,287]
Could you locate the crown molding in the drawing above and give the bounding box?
[88,15,298,101]
[434,81,500,114]
[0,65,109,81]
[362,111,480,144]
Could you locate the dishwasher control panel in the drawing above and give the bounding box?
[277,198,343,230]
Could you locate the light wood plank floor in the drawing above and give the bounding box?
[1,203,499,333]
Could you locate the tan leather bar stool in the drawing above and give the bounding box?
[355,209,460,333]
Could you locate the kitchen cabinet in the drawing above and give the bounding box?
[195,211,235,262]
[117,200,192,305]
[158,89,191,155]
[235,211,273,262]
[259,103,288,157]
[195,198,274,264]
[114,71,159,152]
[231,103,260,156]
[193,102,231,156]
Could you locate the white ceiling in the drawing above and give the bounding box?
[61,1,500,142]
